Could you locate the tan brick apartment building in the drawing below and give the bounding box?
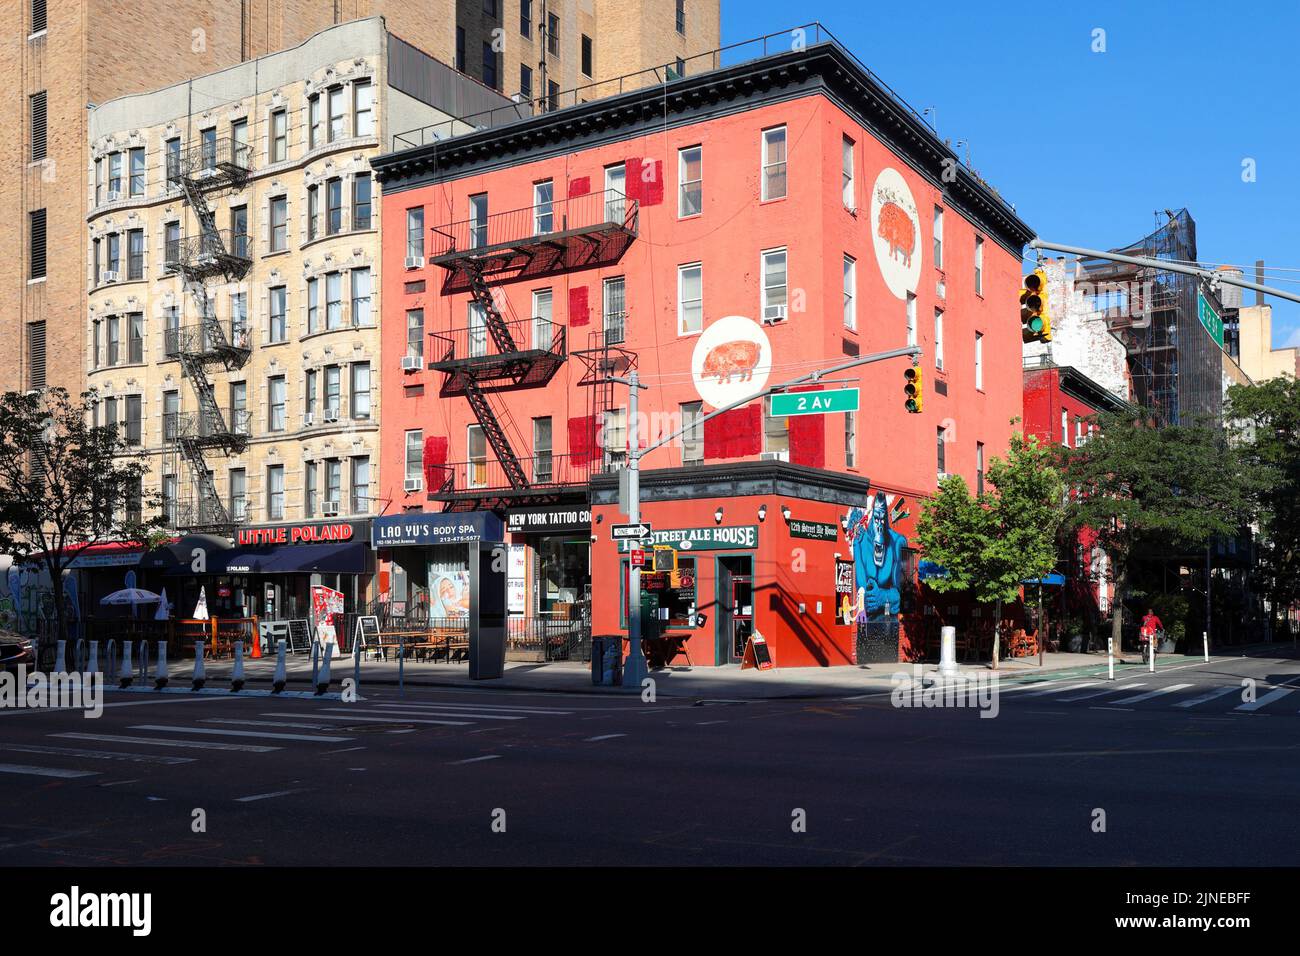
[4,0,719,400]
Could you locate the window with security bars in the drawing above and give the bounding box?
[27,321,45,389]
[30,91,46,162]
[31,0,46,34]
[29,208,46,279]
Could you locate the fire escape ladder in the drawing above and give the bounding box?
[463,380,529,490]
[464,259,518,354]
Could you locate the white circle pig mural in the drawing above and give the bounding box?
[870,167,921,300]
[691,315,772,409]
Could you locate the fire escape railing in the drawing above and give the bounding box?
[429,188,637,261]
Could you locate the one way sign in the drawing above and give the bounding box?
[611,522,653,540]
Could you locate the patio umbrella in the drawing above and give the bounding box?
[193,586,209,621]
[99,588,162,607]
[155,587,171,621]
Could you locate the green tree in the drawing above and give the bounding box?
[0,388,164,662]
[1060,409,1260,652]
[916,433,1065,667]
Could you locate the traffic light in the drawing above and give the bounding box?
[652,545,677,572]
[904,365,923,413]
[1021,268,1052,343]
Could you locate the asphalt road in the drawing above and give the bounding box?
[3,648,1299,866]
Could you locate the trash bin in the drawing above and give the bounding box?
[592,635,622,686]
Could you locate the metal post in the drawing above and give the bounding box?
[1202,629,1209,663]
[398,632,405,699]
[624,369,647,690]
[1205,545,1212,648]
[1148,632,1155,673]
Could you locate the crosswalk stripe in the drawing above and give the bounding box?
[1110,683,1194,705]
[1000,680,1071,694]
[260,712,471,727]
[371,701,573,715]
[337,706,526,721]
[1024,681,1100,697]
[0,743,194,765]
[1235,687,1296,712]
[203,718,339,731]
[1174,686,1240,709]
[55,733,280,753]
[130,724,352,743]
[0,763,100,779]
[1059,683,1147,702]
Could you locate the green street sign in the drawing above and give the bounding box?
[1197,292,1225,349]
[770,388,860,417]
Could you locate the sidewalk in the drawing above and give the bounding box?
[138,649,1138,700]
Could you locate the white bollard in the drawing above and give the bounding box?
[191,640,206,691]
[316,643,332,696]
[1107,637,1115,681]
[55,640,67,675]
[938,626,959,678]
[154,641,169,690]
[1148,635,1156,673]
[231,640,245,693]
[87,640,99,676]
[119,641,134,688]
[272,639,287,694]
[1203,630,1209,663]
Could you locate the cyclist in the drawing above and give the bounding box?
[1139,608,1163,662]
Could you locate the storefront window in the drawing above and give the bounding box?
[534,536,589,614]
[622,557,696,628]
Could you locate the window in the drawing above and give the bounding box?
[307,185,319,240]
[678,145,702,217]
[483,0,497,15]
[937,426,947,476]
[906,292,917,347]
[976,442,985,495]
[350,457,370,513]
[30,91,47,162]
[520,64,533,99]
[350,362,371,419]
[229,469,247,522]
[934,308,945,370]
[269,286,287,343]
[603,276,626,345]
[267,465,285,520]
[406,308,424,360]
[230,381,248,435]
[308,94,322,149]
[326,177,343,234]
[328,86,345,141]
[304,461,318,517]
[165,221,181,268]
[200,127,217,171]
[354,80,373,137]
[761,126,787,201]
[841,135,854,208]
[270,196,287,251]
[164,307,180,357]
[163,390,179,442]
[406,207,424,261]
[324,365,341,417]
[843,255,856,330]
[455,26,465,71]
[468,426,488,487]
[533,417,552,483]
[681,401,703,464]
[129,147,145,196]
[468,301,487,358]
[165,138,181,184]
[326,272,342,329]
[106,316,120,366]
[230,206,248,258]
[405,430,424,483]
[531,290,552,350]
[325,459,342,508]
[974,331,984,390]
[162,474,177,526]
[95,158,104,205]
[676,0,686,33]
[124,395,142,445]
[547,80,559,113]
[1061,409,1069,447]
[933,206,944,269]
[547,12,560,56]
[127,312,144,363]
[604,164,626,220]
[352,173,371,230]
[32,0,46,35]
[974,235,984,295]
[581,34,593,76]
[351,268,371,327]
[106,232,120,275]
[127,229,144,280]
[761,247,787,321]
[677,263,702,335]
[469,194,488,247]
[533,180,554,234]
[108,152,122,195]
[29,209,46,279]
[521,0,532,38]
[232,119,249,162]
[845,410,857,469]
[268,375,286,432]
[307,277,320,334]
[763,398,789,455]
[674,57,686,80]
[270,109,287,162]
[305,370,318,422]
[482,41,498,90]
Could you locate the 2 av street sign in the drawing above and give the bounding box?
[612,522,653,540]
[770,388,860,417]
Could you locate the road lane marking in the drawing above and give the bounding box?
[262,712,471,727]
[1024,681,1100,696]
[130,724,352,743]
[203,718,339,731]
[448,755,501,765]
[0,743,194,765]
[54,733,280,753]
[1174,686,1240,709]
[1235,687,1295,712]
[1059,683,1147,702]
[234,788,311,803]
[0,763,100,779]
[1111,683,1194,705]
[585,733,626,741]
[334,706,525,721]
[371,702,572,715]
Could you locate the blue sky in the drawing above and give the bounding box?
[721,0,1300,345]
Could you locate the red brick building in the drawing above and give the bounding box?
[371,34,1034,666]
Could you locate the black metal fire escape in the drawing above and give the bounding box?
[165,138,253,534]
[426,188,637,508]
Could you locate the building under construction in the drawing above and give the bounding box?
[1077,209,1228,425]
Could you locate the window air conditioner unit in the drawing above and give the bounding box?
[401,355,421,371]
[106,190,122,202]
[322,501,340,517]
[100,271,119,284]
[762,304,787,324]
[323,409,340,423]
[760,450,789,462]
[405,256,424,269]
[303,413,315,428]
[404,477,423,493]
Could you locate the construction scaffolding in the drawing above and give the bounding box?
[1075,209,1225,426]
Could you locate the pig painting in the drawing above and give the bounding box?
[702,339,761,384]
[877,201,915,268]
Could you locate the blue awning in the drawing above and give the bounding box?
[917,560,949,580]
[1022,573,1066,586]
[166,541,370,576]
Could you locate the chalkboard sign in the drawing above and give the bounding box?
[742,631,775,671]
[355,615,381,650]
[286,619,312,656]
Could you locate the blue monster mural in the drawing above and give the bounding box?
[846,491,907,622]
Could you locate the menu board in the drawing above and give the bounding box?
[286,619,312,655]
